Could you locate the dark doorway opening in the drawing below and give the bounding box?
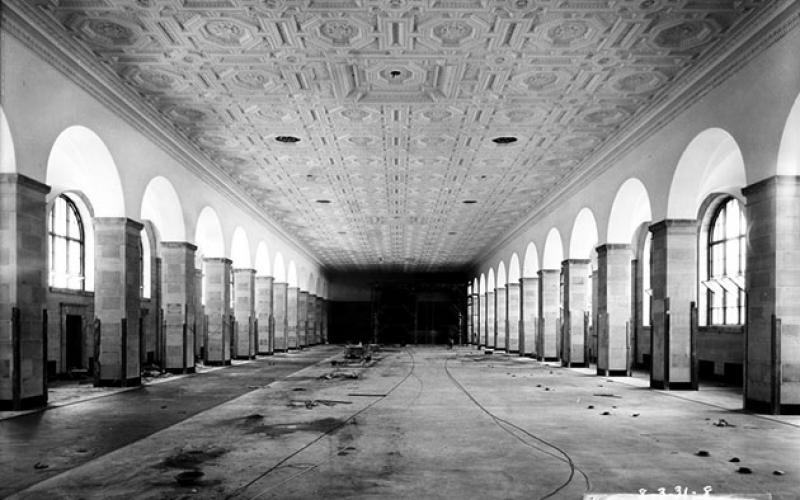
[66,314,83,370]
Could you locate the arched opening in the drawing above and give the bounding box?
[254,241,270,276]
[47,126,125,218]
[231,227,251,269]
[273,252,286,283]
[194,206,225,306]
[287,261,298,288]
[608,178,652,245]
[776,92,800,176]
[140,176,186,242]
[496,261,507,288]
[542,229,564,270]
[0,106,16,173]
[522,242,539,278]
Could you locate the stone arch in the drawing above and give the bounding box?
[777,92,800,176]
[194,206,225,261]
[287,261,298,288]
[230,227,251,269]
[487,268,496,291]
[508,253,521,283]
[496,261,507,288]
[607,178,652,245]
[46,126,125,217]
[140,176,186,242]
[479,274,486,295]
[0,106,16,173]
[273,252,286,282]
[569,208,599,259]
[522,242,540,277]
[668,128,747,219]
[542,228,564,270]
[254,241,270,276]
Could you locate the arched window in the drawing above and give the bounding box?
[140,230,151,299]
[706,198,746,325]
[49,194,85,290]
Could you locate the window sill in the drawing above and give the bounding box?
[49,287,94,298]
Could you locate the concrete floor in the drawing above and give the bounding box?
[2,346,798,500]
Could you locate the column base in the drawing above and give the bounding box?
[539,356,559,362]
[745,399,800,415]
[0,394,47,411]
[596,369,628,377]
[650,380,695,390]
[258,351,275,356]
[165,367,196,375]
[234,355,256,360]
[204,360,231,366]
[563,361,587,368]
[96,377,141,388]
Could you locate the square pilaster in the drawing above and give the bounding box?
[0,174,50,410]
[506,283,521,353]
[203,257,231,365]
[596,244,632,376]
[273,282,288,351]
[233,268,256,359]
[93,217,143,386]
[562,259,590,367]
[538,269,559,361]
[520,277,539,357]
[160,242,196,374]
[255,276,274,354]
[485,291,495,349]
[287,287,299,349]
[649,219,697,390]
[495,287,507,351]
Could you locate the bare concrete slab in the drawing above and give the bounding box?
[4,347,799,500]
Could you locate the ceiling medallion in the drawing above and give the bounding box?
[462,200,478,204]
[275,136,300,143]
[84,19,136,45]
[653,20,715,50]
[432,21,473,45]
[319,21,359,45]
[316,199,331,204]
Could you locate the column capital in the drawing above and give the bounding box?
[520,276,539,283]
[538,268,560,276]
[161,241,198,252]
[94,217,144,232]
[562,258,590,267]
[742,174,800,198]
[648,219,697,233]
[0,173,51,193]
[233,267,256,275]
[595,243,630,255]
[203,257,232,265]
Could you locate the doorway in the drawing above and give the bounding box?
[65,314,83,370]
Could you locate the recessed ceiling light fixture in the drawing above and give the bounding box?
[492,136,518,144]
[462,199,478,204]
[275,135,300,143]
[316,199,331,204]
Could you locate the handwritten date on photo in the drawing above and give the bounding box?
[585,487,772,499]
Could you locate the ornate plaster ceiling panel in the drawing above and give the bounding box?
[16,0,770,270]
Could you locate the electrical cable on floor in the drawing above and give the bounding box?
[226,348,418,500]
[443,356,592,500]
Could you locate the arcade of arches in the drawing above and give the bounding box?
[2,0,799,417]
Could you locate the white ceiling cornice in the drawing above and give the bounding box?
[0,0,324,268]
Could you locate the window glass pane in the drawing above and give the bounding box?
[712,307,723,325]
[53,197,67,236]
[67,204,80,239]
[54,237,67,274]
[67,240,81,276]
[725,239,739,277]
[711,244,724,278]
[711,207,725,241]
[725,199,740,238]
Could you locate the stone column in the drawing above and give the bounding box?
[273,282,288,351]
[506,282,521,353]
[193,268,203,360]
[538,269,559,361]
[495,286,507,351]
[315,296,323,345]
[0,174,49,410]
[298,291,308,348]
[471,293,480,345]
[467,294,473,344]
[596,244,632,376]
[308,294,317,345]
[591,268,599,363]
[94,218,143,386]
[203,257,232,365]
[233,268,256,359]
[562,259,590,367]
[743,176,800,414]
[649,220,697,390]
[520,277,539,357]
[485,290,496,349]
[160,242,196,373]
[321,298,328,343]
[287,287,299,349]
[255,276,273,354]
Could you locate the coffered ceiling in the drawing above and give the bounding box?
[6,0,773,271]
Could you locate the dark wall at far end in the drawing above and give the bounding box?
[327,271,469,345]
